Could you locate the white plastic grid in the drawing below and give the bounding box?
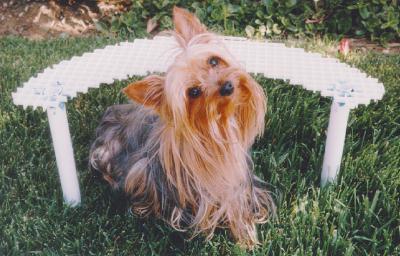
[10,36,386,204]
[12,36,384,110]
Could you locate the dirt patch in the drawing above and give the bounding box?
[0,0,130,40]
[348,38,400,55]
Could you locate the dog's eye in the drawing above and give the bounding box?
[188,87,202,99]
[208,56,219,67]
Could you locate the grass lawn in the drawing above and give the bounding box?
[0,36,399,255]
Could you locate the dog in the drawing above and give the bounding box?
[90,6,274,248]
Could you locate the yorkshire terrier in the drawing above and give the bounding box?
[90,7,274,248]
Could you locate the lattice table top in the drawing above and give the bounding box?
[12,36,385,110]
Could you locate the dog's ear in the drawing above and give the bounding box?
[173,6,207,44]
[123,75,164,110]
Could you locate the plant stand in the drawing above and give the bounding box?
[12,36,385,205]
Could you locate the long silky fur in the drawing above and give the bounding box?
[90,7,275,248]
[90,103,274,245]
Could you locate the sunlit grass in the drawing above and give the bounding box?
[0,36,399,255]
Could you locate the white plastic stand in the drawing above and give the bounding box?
[47,103,81,206]
[321,100,350,186]
[12,36,385,201]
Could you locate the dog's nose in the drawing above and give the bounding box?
[219,81,234,96]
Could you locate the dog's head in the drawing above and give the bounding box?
[124,7,266,148]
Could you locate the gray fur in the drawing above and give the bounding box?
[90,104,182,218]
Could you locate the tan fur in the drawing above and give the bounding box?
[92,7,274,248]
